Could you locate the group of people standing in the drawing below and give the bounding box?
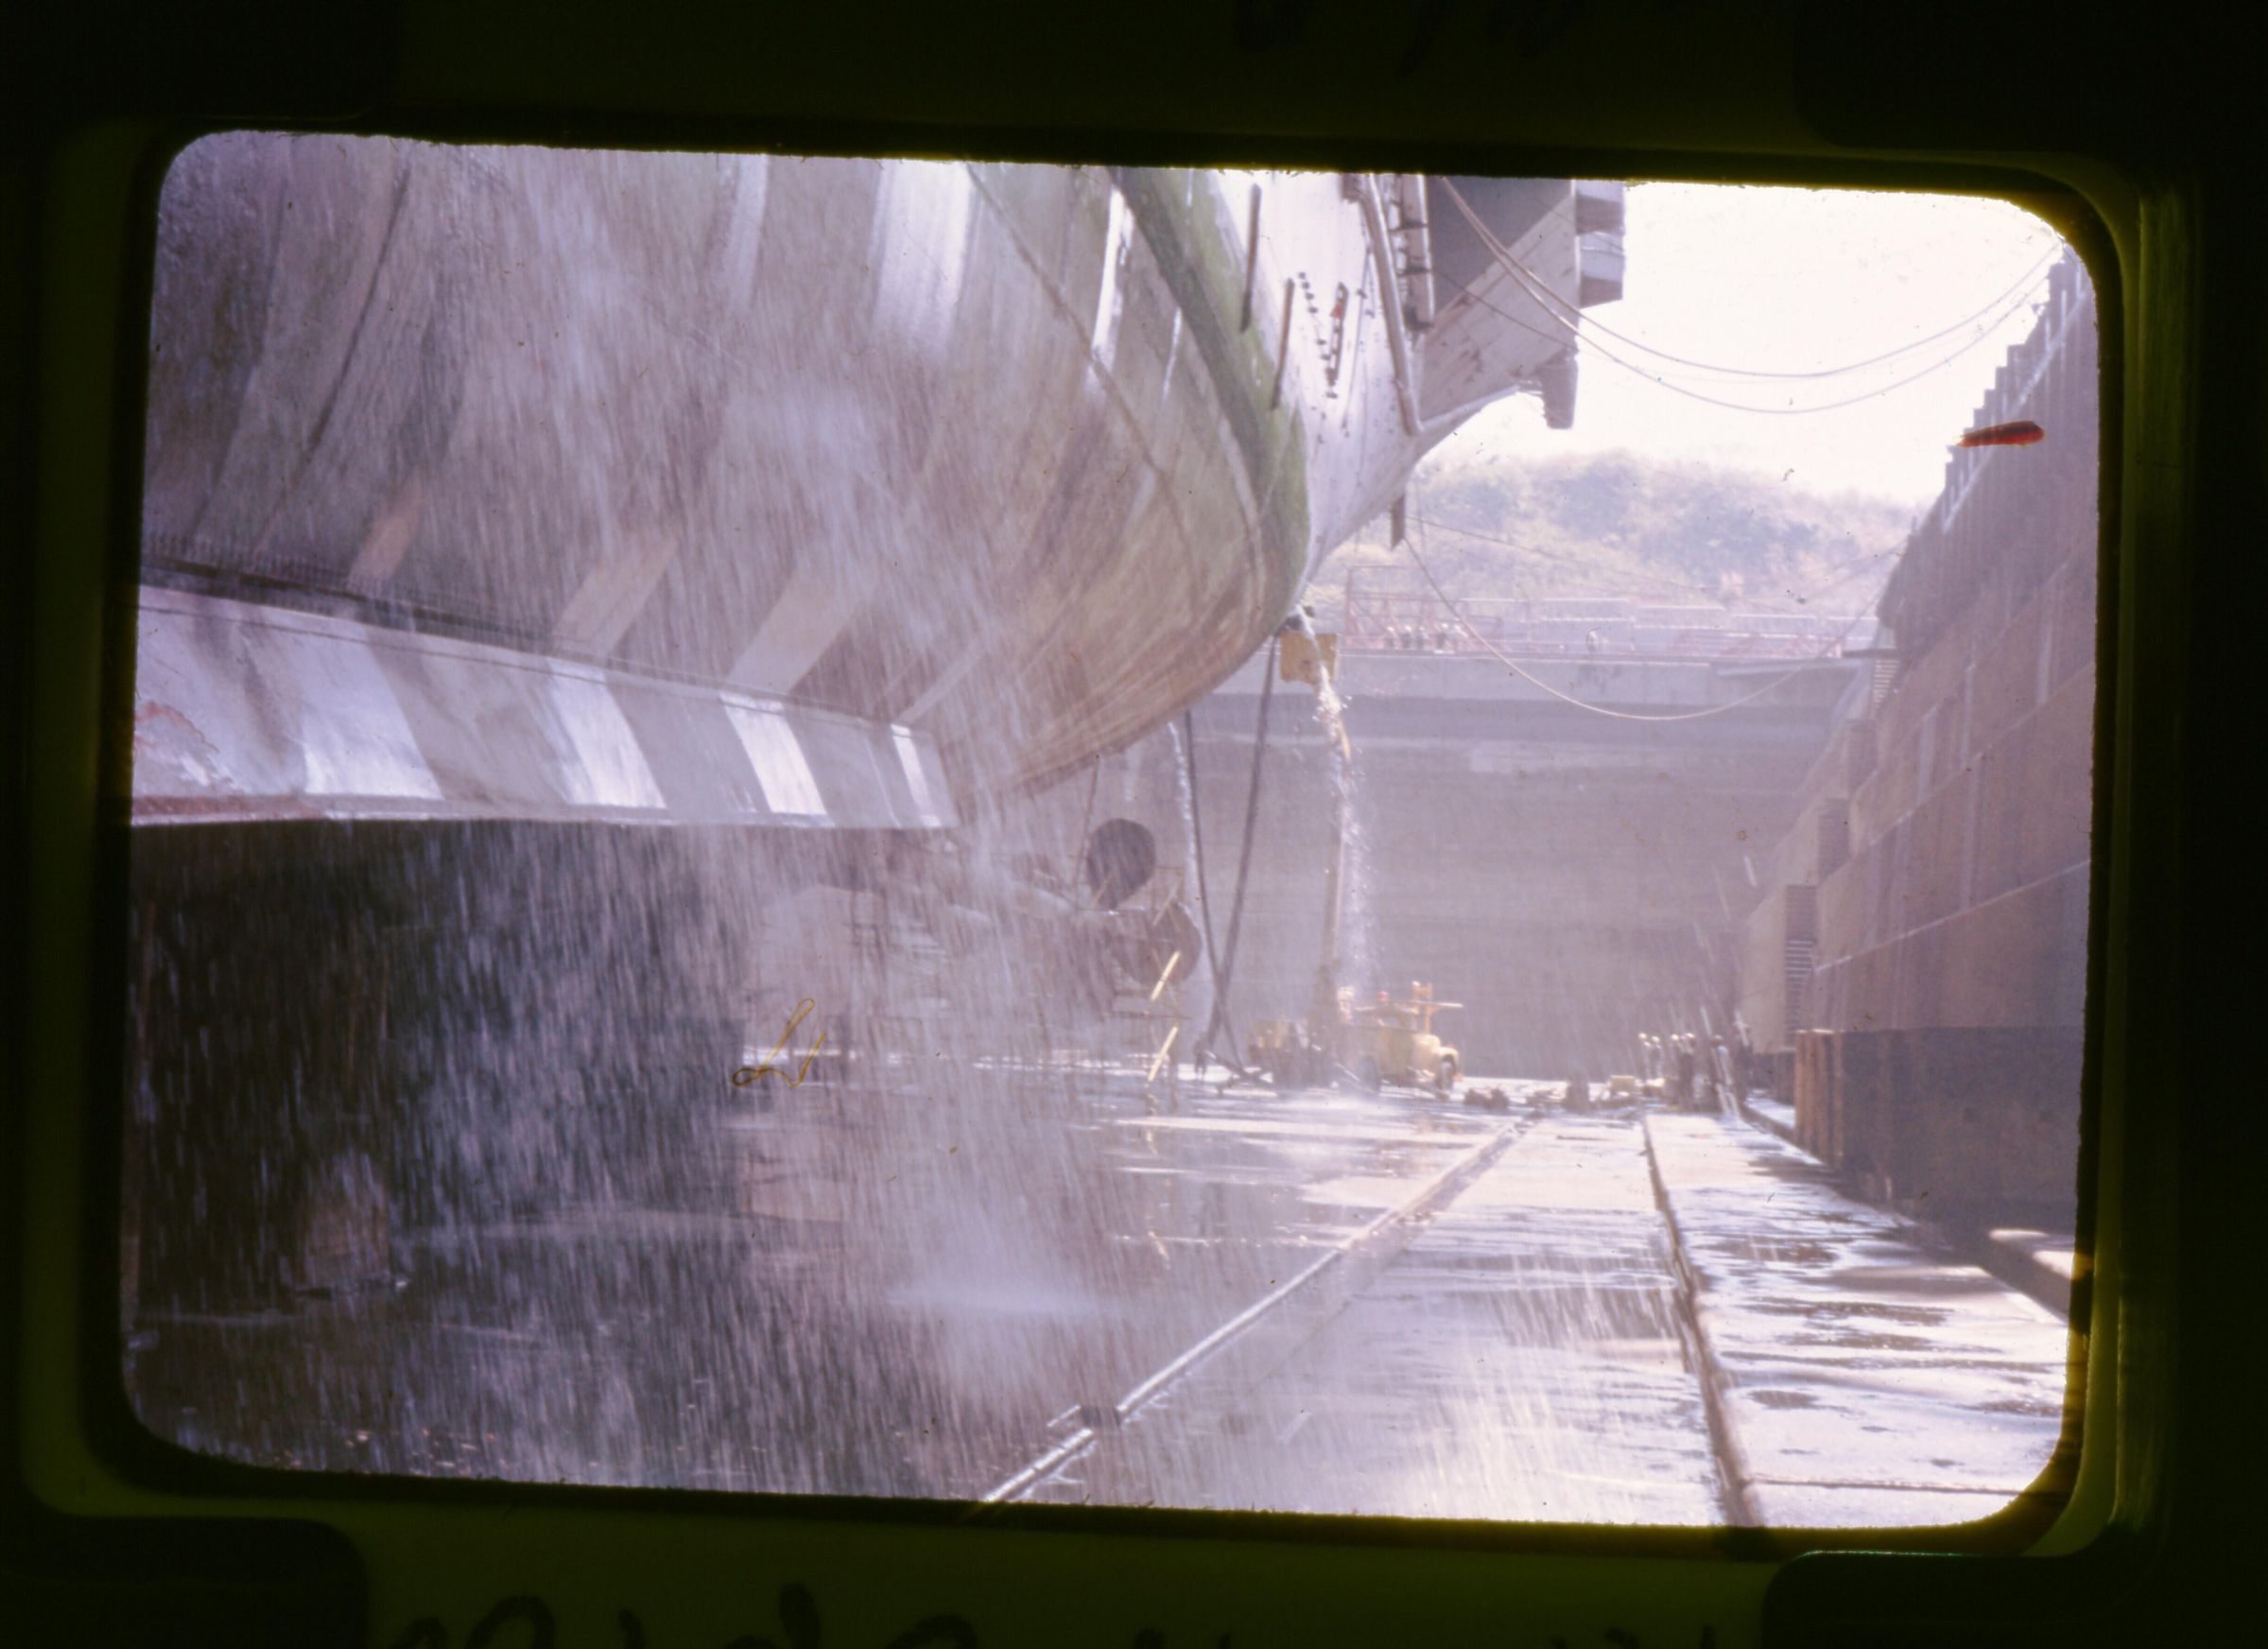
[1636,1023,1756,1111]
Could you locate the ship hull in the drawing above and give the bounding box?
[132,138,1598,826]
[118,141,1617,1315]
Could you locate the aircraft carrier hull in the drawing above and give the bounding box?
[118,139,1620,1310]
[130,137,1607,826]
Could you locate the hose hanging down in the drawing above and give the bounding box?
[1194,632,1280,1076]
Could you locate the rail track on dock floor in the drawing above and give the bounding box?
[978,1113,1539,1507]
[974,1102,1760,1527]
[972,1099,2070,1528]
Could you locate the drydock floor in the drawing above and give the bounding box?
[127,1075,2073,1528]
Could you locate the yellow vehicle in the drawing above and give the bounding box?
[1341,982,1463,1092]
[1247,981,1463,1093]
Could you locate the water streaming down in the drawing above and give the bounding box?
[1306,656,1363,1010]
[117,135,2086,1530]
[134,752,1267,1496]
[1163,716,1217,1039]
[131,659,1724,1517]
[1327,686,1378,1004]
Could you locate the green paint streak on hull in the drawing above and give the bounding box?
[1113,166,1311,627]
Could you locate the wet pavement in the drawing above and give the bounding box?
[1017,1109,1725,1523]
[1645,1113,2072,1527]
[127,1073,2072,1527]
[129,1066,1512,1499]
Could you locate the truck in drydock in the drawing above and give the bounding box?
[1248,983,1464,1094]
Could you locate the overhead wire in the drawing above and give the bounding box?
[1402,512,1737,599]
[1397,510,1902,611]
[1436,180,2054,416]
[1462,186,2061,383]
[1464,282,2044,417]
[1400,506,1878,725]
[1377,183,2019,713]
[1440,178,2055,380]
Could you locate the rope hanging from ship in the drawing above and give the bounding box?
[1193,633,1281,1081]
[1181,709,1229,1049]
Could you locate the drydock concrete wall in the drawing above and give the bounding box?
[1746,253,2098,1218]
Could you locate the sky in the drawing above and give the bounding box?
[1429,183,2073,508]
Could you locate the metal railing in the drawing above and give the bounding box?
[1341,572,1871,662]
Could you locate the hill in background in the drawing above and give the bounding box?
[1306,449,1914,629]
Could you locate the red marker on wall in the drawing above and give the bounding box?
[1954,419,2045,448]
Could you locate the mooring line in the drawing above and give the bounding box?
[976,1116,1529,1506]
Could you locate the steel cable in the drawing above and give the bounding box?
[1404,509,1875,724]
[1198,634,1280,1072]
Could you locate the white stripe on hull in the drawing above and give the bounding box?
[130,587,954,830]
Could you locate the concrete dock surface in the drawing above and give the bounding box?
[1002,1086,2074,1527]
[1643,1111,2071,1527]
[130,1070,2074,1528]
